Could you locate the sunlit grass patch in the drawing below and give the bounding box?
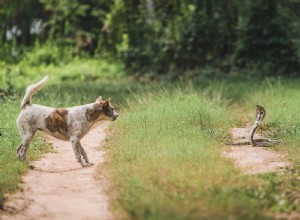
[227,78,300,214]
[104,86,271,219]
[0,58,125,91]
[236,78,300,161]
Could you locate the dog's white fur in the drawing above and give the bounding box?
[16,76,118,167]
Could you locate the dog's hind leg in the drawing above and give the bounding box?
[16,143,23,156]
[17,131,36,161]
[17,116,36,161]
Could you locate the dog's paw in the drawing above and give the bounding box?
[81,162,94,167]
[18,155,26,161]
[86,162,94,167]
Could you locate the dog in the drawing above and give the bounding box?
[16,76,118,167]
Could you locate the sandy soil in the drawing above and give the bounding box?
[0,122,113,220]
[224,127,289,174]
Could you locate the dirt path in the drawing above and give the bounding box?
[224,127,289,174]
[1,122,113,220]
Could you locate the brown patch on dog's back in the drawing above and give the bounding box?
[85,104,102,122]
[45,109,69,137]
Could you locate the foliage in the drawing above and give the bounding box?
[2,1,300,76]
[0,57,125,92]
[0,0,111,61]
[23,41,73,66]
[99,0,300,76]
[104,0,239,74]
[235,1,300,75]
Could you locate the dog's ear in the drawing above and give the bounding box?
[103,98,111,108]
[104,98,111,104]
[95,96,102,102]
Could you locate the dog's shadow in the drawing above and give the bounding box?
[30,166,89,173]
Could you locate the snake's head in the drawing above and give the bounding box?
[256,105,265,122]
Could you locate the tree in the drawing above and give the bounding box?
[235,0,300,75]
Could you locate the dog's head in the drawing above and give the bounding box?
[96,96,119,121]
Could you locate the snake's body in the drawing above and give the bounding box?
[249,105,265,146]
[230,105,277,147]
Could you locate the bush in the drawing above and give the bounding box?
[22,41,73,66]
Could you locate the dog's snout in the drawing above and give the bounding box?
[112,112,119,121]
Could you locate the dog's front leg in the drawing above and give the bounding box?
[71,137,85,167]
[70,137,93,167]
[77,141,94,167]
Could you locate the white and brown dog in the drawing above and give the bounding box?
[16,76,118,167]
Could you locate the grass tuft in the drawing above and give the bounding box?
[0,100,52,208]
[104,86,273,219]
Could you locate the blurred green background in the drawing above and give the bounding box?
[1,0,300,85]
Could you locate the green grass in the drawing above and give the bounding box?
[0,99,52,206]
[103,79,300,220]
[233,78,300,214]
[0,58,124,91]
[1,57,300,219]
[104,86,272,220]
[236,78,300,159]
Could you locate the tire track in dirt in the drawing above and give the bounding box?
[1,122,113,220]
[224,127,289,174]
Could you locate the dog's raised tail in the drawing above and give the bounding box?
[21,76,48,109]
